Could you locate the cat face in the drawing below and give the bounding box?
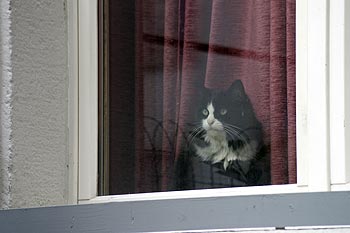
[197,80,260,140]
[200,102,225,131]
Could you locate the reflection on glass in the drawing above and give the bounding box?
[105,0,296,195]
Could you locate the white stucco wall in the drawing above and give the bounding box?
[0,0,69,209]
[0,0,13,209]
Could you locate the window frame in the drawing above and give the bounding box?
[71,0,350,204]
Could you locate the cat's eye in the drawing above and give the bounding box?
[202,109,209,116]
[220,108,227,115]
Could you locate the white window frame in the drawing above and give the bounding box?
[68,0,350,204]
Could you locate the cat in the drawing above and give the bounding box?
[173,80,270,190]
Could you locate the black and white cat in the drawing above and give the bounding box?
[174,80,270,190]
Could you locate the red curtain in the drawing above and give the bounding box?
[134,0,296,193]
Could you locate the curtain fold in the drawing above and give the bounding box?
[269,0,288,184]
[134,0,296,193]
[286,0,296,184]
[162,0,182,190]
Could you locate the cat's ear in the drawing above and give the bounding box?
[199,85,212,100]
[228,80,247,100]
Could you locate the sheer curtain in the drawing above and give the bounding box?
[129,0,296,193]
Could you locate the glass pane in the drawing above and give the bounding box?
[100,0,296,195]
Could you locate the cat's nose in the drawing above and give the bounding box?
[207,118,214,125]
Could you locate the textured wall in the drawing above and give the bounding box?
[0,0,13,209]
[0,0,69,208]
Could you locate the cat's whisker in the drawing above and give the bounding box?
[224,127,244,143]
[224,124,250,142]
[223,124,243,137]
[187,126,201,140]
[188,125,202,136]
[224,129,246,142]
[225,123,262,137]
[192,128,204,138]
[188,126,205,146]
[224,123,244,132]
[224,126,249,146]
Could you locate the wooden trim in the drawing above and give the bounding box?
[67,0,79,204]
[78,0,98,201]
[305,0,331,191]
[329,0,350,185]
[97,0,110,196]
[296,0,309,187]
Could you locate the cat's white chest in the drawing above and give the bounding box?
[195,130,231,168]
[195,130,257,170]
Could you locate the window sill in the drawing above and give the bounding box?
[79,184,305,204]
[2,191,350,232]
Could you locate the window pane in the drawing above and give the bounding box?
[101,0,296,195]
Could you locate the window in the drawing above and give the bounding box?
[75,0,350,203]
[99,0,296,196]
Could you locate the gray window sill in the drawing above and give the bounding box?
[1,191,350,233]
